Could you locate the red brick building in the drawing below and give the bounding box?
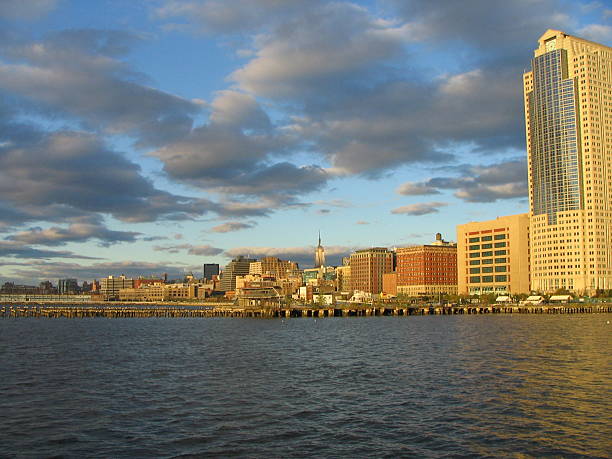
[349,248,394,294]
[396,233,457,297]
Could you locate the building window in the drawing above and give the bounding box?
[482,276,494,283]
[494,234,506,240]
[482,267,493,273]
[469,245,480,250]
[482,258,493,265]
[470,268,480,274]
[469,260,480,265]
[469,237,480,242]
[494,250,507,256]
[494,242,507,248]
[469,252,480,258]
[482,243,493,249]
[470,276,481,283]
[495,266,507,272]
[482,251,493,257]
[495,275,508,282]
[482,236,493,241]
[495,258,506,263]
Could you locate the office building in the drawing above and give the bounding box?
[396,233,457,297]
[524,30,611,293]
[314,232,326,268]
[457,214,530,295]
[249,257,299,279]
[100,275,134,300]
[220,256,256,292]
[349,248,393,294]
[203,263,220,281]
[57,278,79,294]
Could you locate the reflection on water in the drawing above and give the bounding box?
[0,315,610,457]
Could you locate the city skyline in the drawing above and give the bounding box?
[0,1,610,284]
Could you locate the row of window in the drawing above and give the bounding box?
[469,266,507,274]
[469,275,508,283]
[468,234,506,243]
[469,250,507,258]
[469,257,507,265]
[468,241,507,250]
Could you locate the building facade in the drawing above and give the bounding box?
[349,248,393,294]
[220,256,256,292]
[396,233,457,297]
[249,257,299,279]
[524,30,612,294]
[203,263,220,281]
[457,214,530,295]
[100,275,134,300]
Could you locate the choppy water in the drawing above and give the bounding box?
[0,315,610,458]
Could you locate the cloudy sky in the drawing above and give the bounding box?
[0,0,610,283]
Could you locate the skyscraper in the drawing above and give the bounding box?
[524,30,611,294]
[314,231,325,268]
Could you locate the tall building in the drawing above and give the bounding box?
[203,263,219,281]
[349,248,393,294]
[58,278,79,294]
[524,30,611,294]
[457,214,530,296]
[220,256,256,292]
[314,232,325,268]
[396,233,457,297]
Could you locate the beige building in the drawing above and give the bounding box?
[101,275,134,300]
[349,248,394,294]
[524,30,612,294]
[249,256,299,279]
[335,265,351,293]
[457,214,530,295]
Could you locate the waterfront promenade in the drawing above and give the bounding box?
[2,303,611,318]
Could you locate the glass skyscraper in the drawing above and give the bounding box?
[524,30,612,294]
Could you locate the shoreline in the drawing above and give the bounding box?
[2,303,611,318]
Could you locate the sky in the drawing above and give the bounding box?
[0,0,610,284]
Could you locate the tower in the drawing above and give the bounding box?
[314,231,326,268]
[524,30,612,294]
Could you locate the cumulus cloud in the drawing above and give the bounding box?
[211,221,255,233]
[578,24,612,42]
[391,202,448,216]
[154,244,224,256]
[0,241,99,260]
[0,30,200,145]
[0,0,58,20]
[224,245,356,268]
[0,129,218,225]
[1,260,198,283]
[5,219,140,247]
[154,0,318,35]
[396,182,441,196]
[414,159,528,203]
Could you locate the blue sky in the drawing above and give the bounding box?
[0,0,610,283]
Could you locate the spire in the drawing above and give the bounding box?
[318,230,321,247]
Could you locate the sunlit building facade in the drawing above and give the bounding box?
[524,30,612,294]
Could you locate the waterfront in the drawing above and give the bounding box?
[1,315,610,458]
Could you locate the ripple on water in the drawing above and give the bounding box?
[0,315,610,458]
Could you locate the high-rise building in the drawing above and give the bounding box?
[314,232,325,268]
[203,263,220,281]
[457,214,531,296]
[220,256,256,292]
[396,233,457,297]
[58,278,79,294]
[349,248,393,294]
[524,30,611,294]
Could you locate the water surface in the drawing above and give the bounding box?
[0,315,610,458]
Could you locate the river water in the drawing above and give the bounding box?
[0,315,610,458]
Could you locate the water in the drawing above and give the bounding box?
[0,315,610,458]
